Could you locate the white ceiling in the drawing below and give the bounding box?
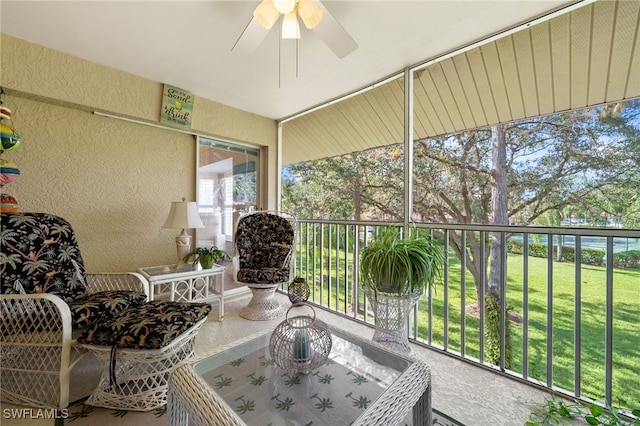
[0,0,580,121]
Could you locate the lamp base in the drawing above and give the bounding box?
[175,229,191,267]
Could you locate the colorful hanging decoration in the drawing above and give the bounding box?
[0,193,18,213]
[0,86,20,213]
[0,122,21,152]
[0,106,11,120]
[0,158,20,185]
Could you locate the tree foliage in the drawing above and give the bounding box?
[282,101,640,291]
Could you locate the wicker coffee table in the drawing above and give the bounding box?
[168,326,431,426]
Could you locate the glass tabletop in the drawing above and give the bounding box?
[138,263,227,278]
[139,264,198,277]
[192,328,411,425]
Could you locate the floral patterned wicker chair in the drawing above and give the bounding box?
[234,211,296,320]
[0,212,150,409]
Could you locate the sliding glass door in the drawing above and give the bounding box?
[196,136,260,254]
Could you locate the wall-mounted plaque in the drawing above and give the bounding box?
[161,84,193,129]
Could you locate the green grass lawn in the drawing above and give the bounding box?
[425,253,640,409]
[296,246,640,411]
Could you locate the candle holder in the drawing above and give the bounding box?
[287,276,310,304]
[269,303,332,374]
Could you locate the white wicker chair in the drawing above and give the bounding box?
[0,273,148,409]
[0,212,149,409]
[233,211,296,321]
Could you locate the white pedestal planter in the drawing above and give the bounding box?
[363,287,421,354]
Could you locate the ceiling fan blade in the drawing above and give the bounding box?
[314,1,358,59]
[232,17,269,53]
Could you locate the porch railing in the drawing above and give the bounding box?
[291,219,640,415]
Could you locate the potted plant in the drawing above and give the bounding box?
[359,225,443,353]
[183,246,230,269]
[360,226,443,296]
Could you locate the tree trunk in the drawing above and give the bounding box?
[487,125,511,368]
[488,125,508,296]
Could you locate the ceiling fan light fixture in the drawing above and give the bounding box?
[297,0,322,29]
[254,0,280,30]
[281,12,300,39]
[273,0,297,15]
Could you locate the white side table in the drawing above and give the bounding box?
[138,264,225,321]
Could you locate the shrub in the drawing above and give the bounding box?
[613,249,640,269]
[507,240,620,268]
[580,248,606,266]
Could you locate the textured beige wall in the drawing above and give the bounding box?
[1,34,277,272]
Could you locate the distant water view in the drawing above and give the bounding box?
[509,234,640,253]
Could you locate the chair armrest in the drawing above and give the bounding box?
[85,272,149,300]
[0,293,73,344]
[0,293,79,409]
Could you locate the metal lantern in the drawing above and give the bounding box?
[269,303,332,374]
[287,276,310,304]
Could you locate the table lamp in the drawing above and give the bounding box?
[163,198,205,266]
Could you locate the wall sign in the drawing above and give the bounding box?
[160,84,193,129]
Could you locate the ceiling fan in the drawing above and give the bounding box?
[232,0,358,59]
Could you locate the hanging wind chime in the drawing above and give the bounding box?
[0,86,22,213]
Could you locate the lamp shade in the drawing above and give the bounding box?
[163,199,205,229]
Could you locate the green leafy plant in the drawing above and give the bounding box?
[359,226,443,296]
[183,246,229,268]
[584,402,640,426]
[525,396,584,425]
[524,395,640,426]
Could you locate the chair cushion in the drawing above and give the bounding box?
[78,301,212,350]
[68,290,148,329]
[235,212,295,270]
[237,267,290,284]
[1,212,89,303]
[251,243,291,269]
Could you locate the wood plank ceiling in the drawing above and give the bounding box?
[282,0,640,166]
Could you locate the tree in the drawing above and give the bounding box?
[283,149,405,221]
[282,101,640,366]
[412,102,639,292]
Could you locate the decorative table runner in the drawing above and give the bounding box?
[198,334,411,425]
